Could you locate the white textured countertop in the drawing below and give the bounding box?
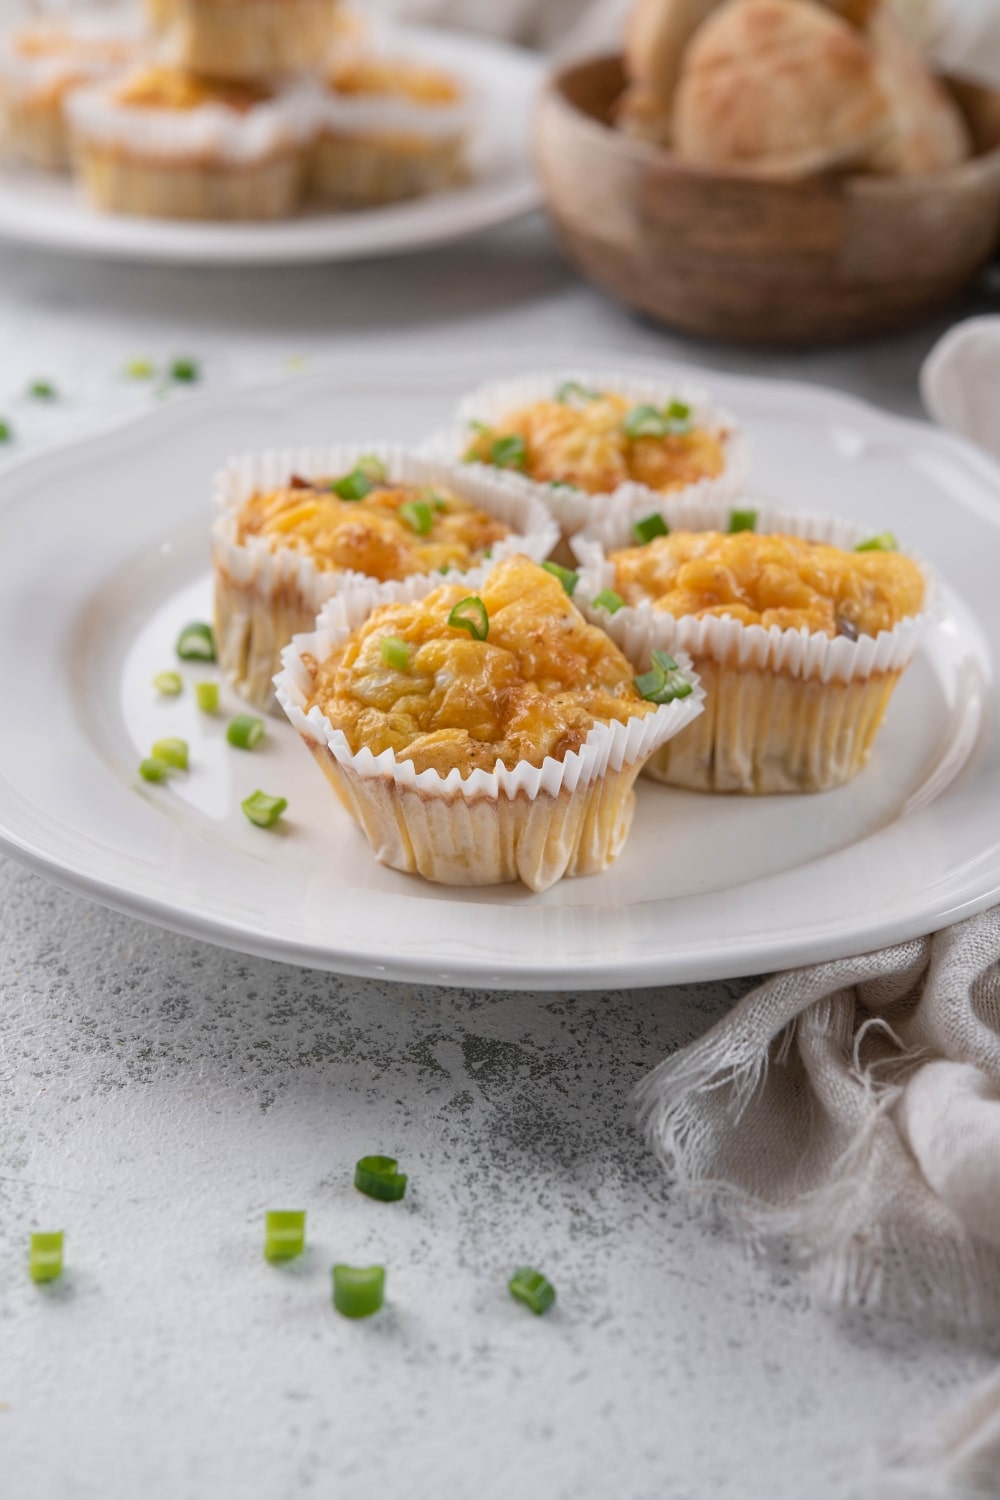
[1,219,997,1499]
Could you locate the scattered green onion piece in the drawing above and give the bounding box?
[592,588,625,614]
[139,757,172,783]
[424,489,449,512]
[399,498,433,536]
[227,714,265,751]
[176,621,216,662]
[0,419,13,443]
[556,380,600,404]
[195,680,219,714]
[728,508,758,534]
[663,399,693,433]
[331,468,374,501]
[632,512,669,546]
[151,737,189,771]
[634,648,694,705]
[332,1264,386,1319]
[125,358,155,380]
[354,1155,408,1202]
[855,531,899,553]
[624,404,669,439]
[509,1267,555,1316]
[170,358,199,383]
[152,670,183,697]
[241,791,287,828]
[549,480,578,491]
[264,1210,306,1263]
[380,636,410,671]
[448,595,489,641]
[490,434,527,470]
[356,454,387,482]
[29,1231,64,1284]
[541,561,579,597]
[469,419,491,433]
[28,380,56,400]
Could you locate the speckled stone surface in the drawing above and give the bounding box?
[0,223,997,1498]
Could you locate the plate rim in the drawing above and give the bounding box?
[1,349,999,989]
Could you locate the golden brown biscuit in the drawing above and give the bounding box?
[867,6,970,174]
[619,0,720,144]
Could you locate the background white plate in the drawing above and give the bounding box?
[0,351,997,989]
[0,29,541,265]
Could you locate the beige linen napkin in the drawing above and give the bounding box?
[636,907,1000,1493]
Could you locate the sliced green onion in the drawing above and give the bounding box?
[490,434,527,470]
[624,404,669,439]
[664,399,693,432]
[170,358,199,383]
[139,757,172,783]
[332,1264,385,1319]
[152,670,183,697]
[448,595,489,641]
[399,499,433,536]
[424,489,449,512]
[469,419,492,434]
[556,380,600,403]
[0,419,13,443]
[380,636,410,671]
[151,737,189,771]
[125,358,155,380]
[195,680,219,714]
[227,714,265,750]
[354,1155,408,1202]
[509,1267,555,1316]
[331,468,374,501]
[632,512,669,546]
[541,561,579,597]
[241,790,287,828]
[855,532,898,553]
[30,1231,64,1284]
[356,454,386,482]
[592,588,625,614]
[728,508,758,534]
[264,1210,305,1263]
[28,380,56,400]
[634,649,694,705]
[549,480,578,491]
[176,621,216,662]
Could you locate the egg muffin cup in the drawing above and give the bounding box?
[66,70,317,220]
[423,369,746,558]
[573,500,931,795]
[274,563,704,892]
[213,444,559,711]
[146,0,338,81]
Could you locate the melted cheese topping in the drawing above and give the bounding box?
[236,478,509,582]
[610,531,925,636]
[465,392,726,496]
[328,57,462,106]
[115,67,271,113]
[306,555,656,775]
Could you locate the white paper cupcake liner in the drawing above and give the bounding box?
[212,443,559,709]
[273,582,705,890]
[420,368,748,543]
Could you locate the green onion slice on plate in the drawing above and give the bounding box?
[332,1264,385,1319]
[152,670,183,697]
[176,622,216,662]
[151,737,188,771]
[227,714,265,750]
[30,1231,64,1284]
[355,1155,408,1202]
[632,512,669,546]
[241,791,287,828]
[541,561,579,597]
[448,596,489,641]
[509,1267,555,1316]
[264,1210,305,1263]
[195,681,219,714]
[634,650,694,705]
[139,758,172,783]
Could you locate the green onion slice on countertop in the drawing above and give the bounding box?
[634,650,694,705]
[592,589,625,614]
[556,380,601,404]
[331,468,374,501]
[125,358,155,380]
[854,532,899,553]
[541,561,579,597]
[264,1211,306,1263]
[632,512,669,546]
[176,622,216,662]
[399,499,433,536]
[332,1264,386,1319]
[139,758,172,783]
[380,637,410,671]
[195,681,219,713]
[490,434,527,470]
[728,508,758,534]
[448,596,489,641]
[28,380,56,400]
[153,670,183,697]
[30,1231,64,1284]
[169,358,199,383]
[227,714,265,751]
[241,791,287,829]
[354,1155,408,1202]
[0,420,13,442]
[151,738,189,771]
[508,1267,555,1316]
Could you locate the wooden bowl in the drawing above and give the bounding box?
[536,55,1000,345]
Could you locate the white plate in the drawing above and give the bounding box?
[0,351,997,989]
[0,29,541,265]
